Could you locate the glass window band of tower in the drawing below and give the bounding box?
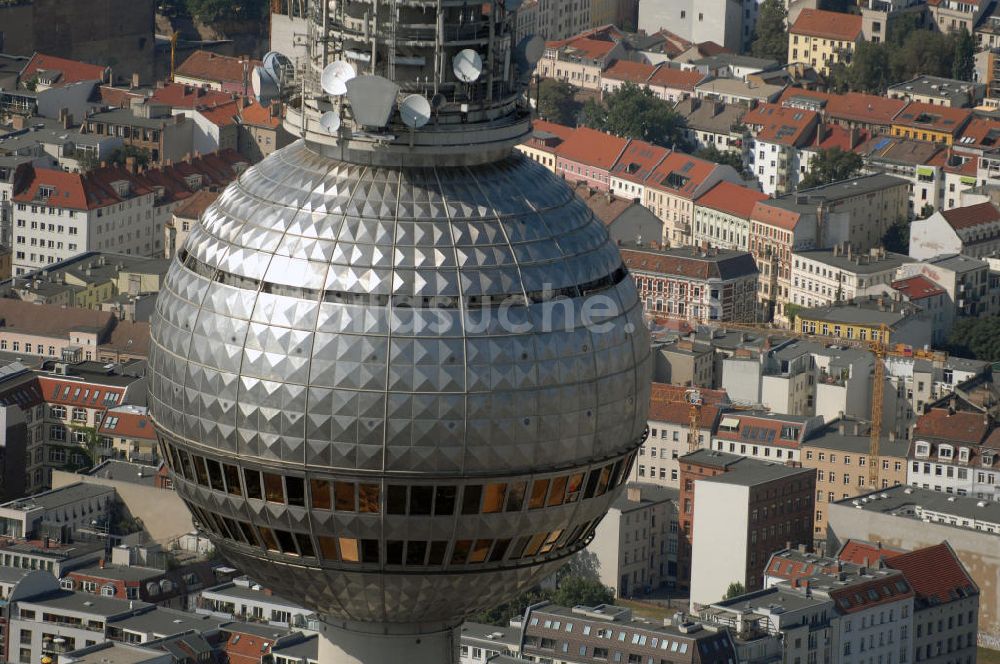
[160,436,637,515]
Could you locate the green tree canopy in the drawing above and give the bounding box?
[799,148,863,189]
[551,576,615,608]
[536,79,580,126]
[724,582,747,600]
[881,220,910,254]
[695,144,745,174]
[582,83,688,149]
[946,317,1000,363]
[751,0,788,64]
[952,28,975,81]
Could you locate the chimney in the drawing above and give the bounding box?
[803,580,811,597]
[850,127,862,150]
[99,558,106,569]
[838,420,845,434]
[626,486,642,502]
[62,112,72,130]
[131,72,140,89]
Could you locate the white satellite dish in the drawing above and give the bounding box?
[262,51,292,81]
[321,60,356,96]
[319,111,341,134]
[251,66,279,106]
[452,49,483,83]
[399,94,432,128]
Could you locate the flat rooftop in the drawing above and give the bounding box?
[1,482,115,512]
[794,249,913,274]
[201,582,308,610]
[835,485,1000,528]
[113,606,226,636]
[61,641,168,664]
[21,589,149,617]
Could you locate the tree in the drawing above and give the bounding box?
[952,28,975,82]
[537,79,579,126]
[469,587,550,626]
[751,0,788,64]
[582,83,688,149]
[829,40,890,94]
[694,144,745,173]
[881,219,910,254]
[946,317,1000,363]
[799,148,863,189]
[552,576,615,607]
[557,550,601,582]
[724,582,747,600]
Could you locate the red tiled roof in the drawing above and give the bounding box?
[837,539,906,566]
[891,275,945,301]
[913,408,991,444]
[562,37,617,60]
[173,189,220,220]
[13,168,101,211]
[893,102,972,135]
[790,9,863,42]
[545,25,624,50]
[811,124,869,151]
[609,140,669,184]
[195,100,241,127]
[648,383,728,427]
[713,414,808,448]
[621,248,718,279]
[175,50,260,85]
[240,99,283,129]
[647,65,704,91]
[98,406,156,440]
[886,543,978,605]
[21,53,108,87]
[745,104,819,146]
[38,376,126,409]
[556,126,629,170]
[148,82,234,109]
[645,152,719,198]
[751,200,803,231]
[954,116,1000,149]
[98,85,144,108]
[829,576,913,614]
[944,155,977,176]
[941,202,1000,230]
[602,60,655,84]
[696,181,768,219]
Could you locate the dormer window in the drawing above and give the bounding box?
[38,185,54,199]
[959,447,970,463]
[914,442,930,458]
[983,453,995,468]
[938,445,954,460]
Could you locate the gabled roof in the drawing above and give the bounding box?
[602,60,656,85]
[648,383,728,428]
[837,539,906,566]
[620,247,758,281]
[645,152,719,198]
[893,102,972,135]
[21,53,108,87]
[556,126,628,170]
[695,181,768,219]
[13,168,100,211]
[828,575,913,614]
[744,104,818,147]
[240,99,283,129]
[173,189,220,221]
[99,405,155,440]
[751,200,803,231]
[713,412,811,448]
[808,124,868,152]
[0,299,114,340]
[609,139,669,184]
[885,543,978,605]
[148,83,234,109]
[646,65,705,91]
[891,275,945,301]
[955,116,1000,149]
[913,407,991,444]
[175,50,260,85]
[790,8,863,42]
[940,202,1000,230]
[194,99,241,127]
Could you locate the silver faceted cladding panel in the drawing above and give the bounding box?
[148,140,651,628]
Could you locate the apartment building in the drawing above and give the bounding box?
[538,27,627,91]
[650,338,715,388]
[891,276,953,344]
[857,137,947,216]
[642,152,742,245]
[910,202,1000,260]
[555,127,628,192]
[897,253,995,317]
[83,105,193,166]
[637,0,760,52]
[590,484,679,596]
[620,246,759,322]
[9,152,247,275]
[780,89,908,136]
[164,189,218,261]
[633,384,728,488]
[691,181,769,252]
[801,418,910,544]
[173,50,258,95]
[607,139,669,204]
[674,97,747,155]
[827,486,995,649]
[600,61,705,102]
[794,296,933,348]
[521,603,738,664]
[710,411,823,464]
[743,104,820,196]
[515,120,575,173]
[788,9,864,77]
[929,0,989,34]
[790,246,914,309]
[888,76,985,108]
[685,450,816,606]
[907,406,999,499]
[891,103,973,146]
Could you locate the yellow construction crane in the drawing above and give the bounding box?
[685,388,702,452]
[170,32,179,82]
[700,321,942,489]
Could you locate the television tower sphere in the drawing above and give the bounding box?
[148,1,651,662]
